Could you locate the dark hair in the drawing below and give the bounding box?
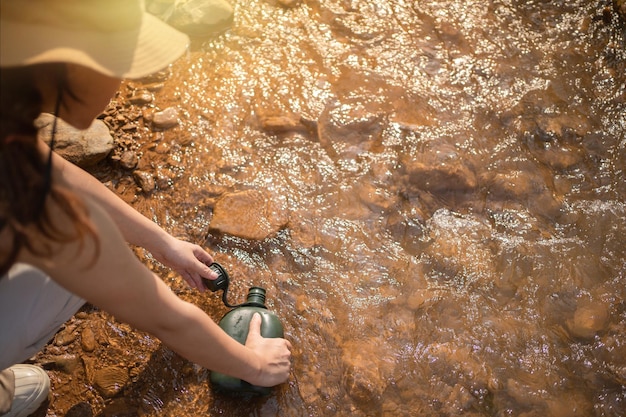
[0,63,99,276]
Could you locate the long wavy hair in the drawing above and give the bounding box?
[0,64,99,277]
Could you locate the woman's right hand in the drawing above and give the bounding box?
[244,313,292,387]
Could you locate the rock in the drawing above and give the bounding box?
[147,0,234,37]
[133,170,156,193]
[342,341,386,412]
[64,402,93,417]
[317,99,385,160]
[152,107,180,130]
[484,166,564,219]
[567,302,610,339]
[128,90,153,105]
[258,113,307,133]
[400,141,477,194]
[36,113,114,167]
[43,354,80,374]
[522,114,587,170]
[54,324,77,346]
[154,169,174,189]
[81,327,97,352]
[209,189,288,240]
[356,182,398,213]
[119,150,139,170]
[93,366,130,397]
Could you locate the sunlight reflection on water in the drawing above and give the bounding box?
[140,0,626,415]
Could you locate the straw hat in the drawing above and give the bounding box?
[0,0,190,79]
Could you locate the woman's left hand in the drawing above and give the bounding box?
[152,237,218,291]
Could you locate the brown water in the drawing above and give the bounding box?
[37,0,626,416]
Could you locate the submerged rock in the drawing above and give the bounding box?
[317,99,386,160]
[567,302,610,339]
[342,341,387,413]
[209,189,288,240]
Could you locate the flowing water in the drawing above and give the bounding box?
[56,0,626,416]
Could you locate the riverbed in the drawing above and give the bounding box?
[33,0,625,416]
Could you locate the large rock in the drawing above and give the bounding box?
[147,0,234,37]
[36,113,114,167]
[209,189,288,240]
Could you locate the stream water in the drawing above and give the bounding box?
[42,0,626,416]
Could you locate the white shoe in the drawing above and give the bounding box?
[3,365,49,417]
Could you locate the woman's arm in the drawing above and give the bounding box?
[39,138,216,290]
[21,197,291,386]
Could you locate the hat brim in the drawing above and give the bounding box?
[0,12,189,79]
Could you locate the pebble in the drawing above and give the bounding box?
[81,327,97,352]
[133,170,156,193]
[128,90,153,105]
[54,325,77,346]
[119,150,139,170]
[152,107,180,130]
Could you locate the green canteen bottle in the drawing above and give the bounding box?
[210,286,284,395]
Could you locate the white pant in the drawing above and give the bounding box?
[0,264,84,370]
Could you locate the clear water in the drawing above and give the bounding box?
[117,1,625,416]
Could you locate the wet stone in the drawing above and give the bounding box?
[93,366,130,398]
[567,302,610,339]
[54,325,77,346]
[81,327,97,352]
[317,99,386,160]
[484,167,564,219]
[343,356,385,412]
[152,107,180,130]
[121,123,138,132]
[209,189,288,240]
[128,90,154,105]
[400,143,477,194]
[119,150,139,170]
[258,113,307,133]
[44,355,80,374]
[133,170,156,193]
[142,82,165,92]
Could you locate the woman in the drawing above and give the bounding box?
[0,0,292,415]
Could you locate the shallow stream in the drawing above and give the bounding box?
[38,0,626,416]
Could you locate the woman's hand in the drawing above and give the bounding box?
[151,236,218,291]
[244,313,292,387]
